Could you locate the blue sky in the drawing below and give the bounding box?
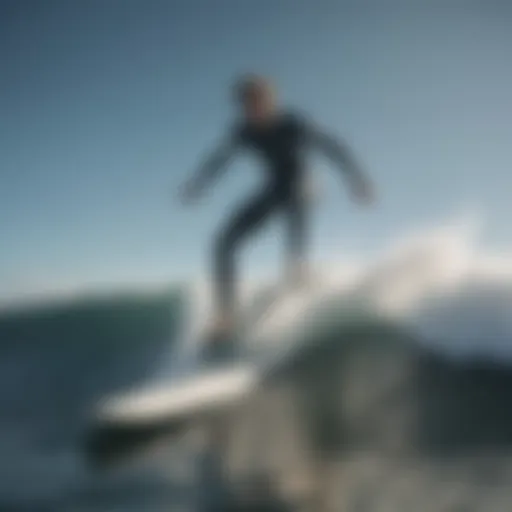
[2,1,512,299]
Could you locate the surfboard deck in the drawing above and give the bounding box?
[85,283,317,467]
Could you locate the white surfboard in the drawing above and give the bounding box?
[100,365,260,428]
[86,283,323,465]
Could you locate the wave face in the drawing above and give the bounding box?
[3,221,512,510]
[217,221,512,510]
[226,320,512,511]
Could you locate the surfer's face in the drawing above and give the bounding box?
[242,91,273,122]
[239,83,275,124]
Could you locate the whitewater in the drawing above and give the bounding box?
[164,217,512,371]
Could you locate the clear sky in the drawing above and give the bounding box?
[2,1,512,299]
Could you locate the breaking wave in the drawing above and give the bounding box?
[177,218,512,365]
[4,218,512,510]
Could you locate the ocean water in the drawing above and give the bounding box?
[4,222,512,511]
[0,290,191,511]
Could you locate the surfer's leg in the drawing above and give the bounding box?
[284,189,310,288]
[213,187,279,333]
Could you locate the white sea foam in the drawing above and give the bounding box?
[178,216,512,364]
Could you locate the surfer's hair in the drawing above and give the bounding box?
[233,74,274,104]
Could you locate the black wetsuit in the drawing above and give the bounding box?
[215,112,310,314]
[192,110,363,316]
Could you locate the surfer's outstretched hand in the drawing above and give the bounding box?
[350,177,375,206]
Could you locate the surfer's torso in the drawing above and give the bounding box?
[233,110,310,191]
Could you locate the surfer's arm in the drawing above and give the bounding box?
[307,123,374,203]
[182,137,239,200]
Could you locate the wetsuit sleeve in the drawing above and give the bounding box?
[297,114,370,188]
[186,126,242,196]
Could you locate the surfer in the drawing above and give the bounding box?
[179,74,375,347]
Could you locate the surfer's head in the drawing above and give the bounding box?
[233,74,275,123]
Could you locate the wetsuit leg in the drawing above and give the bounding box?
[285,186,309,274]
[214,186,281,317]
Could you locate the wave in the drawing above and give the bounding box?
[0,288,184,345]
[4,218,512,371]
[4,219,512,510]
[0,287,186,417]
